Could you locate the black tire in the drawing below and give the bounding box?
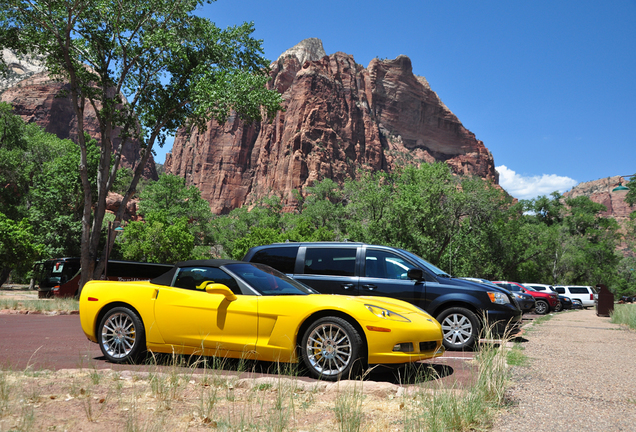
[97,306,146,363]
[554,300,563,312]
[437,307,480,351]
[534,299,549,315]
[300,317,364,381]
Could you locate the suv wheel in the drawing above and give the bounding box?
[534,299,549,315]
[554,300,563,312]
[437,307,480,351]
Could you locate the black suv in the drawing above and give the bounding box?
[243,242,522,350]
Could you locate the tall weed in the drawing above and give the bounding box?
[611,304,636,329]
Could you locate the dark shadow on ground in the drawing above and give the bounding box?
[94,353,455,385]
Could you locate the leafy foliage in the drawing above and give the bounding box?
[0,0,284,288]
[117,174,214,262]
[0,213,44,285]
[206,162,633,297]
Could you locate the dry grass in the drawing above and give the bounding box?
[0,338,513,432]
[0,289,78,314]
[0,290,516,431]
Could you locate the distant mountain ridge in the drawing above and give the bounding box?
[563,176,633,223]
[165,38,498,214]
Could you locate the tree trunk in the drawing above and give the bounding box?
[0,267,12,287]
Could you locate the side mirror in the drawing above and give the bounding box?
[407,268,424,281]
[199,281,237,301]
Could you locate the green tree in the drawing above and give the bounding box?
[137,174,212,233]
[0,103,97,281]
[119,215,194,263]
[1,0,283,290]
[625,176,636,208]
[0,213,44,285]
[556,196,621,286]
[117,174,214,260]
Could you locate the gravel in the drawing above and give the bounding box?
[492,308,636,432]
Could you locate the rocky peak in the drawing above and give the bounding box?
[277,38,326,65]
[165,40,498,214]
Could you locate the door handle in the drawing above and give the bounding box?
[362,284,376,291]
[341,283,354,290]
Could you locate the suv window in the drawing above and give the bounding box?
[365,249,414,280]
[568,287,590,294]
[174,267,241,294]
[304,248,356,276]
[555,287,565,294]
[249,246,299,274]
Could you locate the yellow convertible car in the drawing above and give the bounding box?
[80,260,444,380]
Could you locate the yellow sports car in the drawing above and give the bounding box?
[80,260,444,380]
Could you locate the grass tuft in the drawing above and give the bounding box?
[611,304,636,330]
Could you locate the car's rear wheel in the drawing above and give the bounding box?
[534,299,549,315]
[301,317,364,381]
[97,306,146,363]
[437,307,480,351]
[554,300,563,312]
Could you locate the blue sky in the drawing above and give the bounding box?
[155,0,636,200]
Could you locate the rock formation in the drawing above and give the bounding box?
[563,176,634,223]
[0,51,158,179]
[165,39,497,214]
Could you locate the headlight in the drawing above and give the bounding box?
[365,305,411,322]
[487,292,511,305]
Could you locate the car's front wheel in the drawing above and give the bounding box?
[437,307,480,351]
[534,299,549,315]
[301,317,364,381]
[97,306,146,363]
[554,300,563,312]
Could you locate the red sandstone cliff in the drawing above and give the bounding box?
[563,176,633,223]
[0,70,158,179]
[165,39,498,214]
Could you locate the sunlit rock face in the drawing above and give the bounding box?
[563,176,633,223]
[165,39,497,214]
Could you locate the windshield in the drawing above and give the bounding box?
[398,249,451,277]
[225,263,317,296]
[38,260,81,288]
[523,285,537,292]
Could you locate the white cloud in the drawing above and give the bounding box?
[496,165,578,200]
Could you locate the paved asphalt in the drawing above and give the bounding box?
[0,313,483,386]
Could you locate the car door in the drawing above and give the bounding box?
[153,266,258,357]
[293,246,359,295]
[357,248,426,307]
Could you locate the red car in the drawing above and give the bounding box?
[492,281,559,315]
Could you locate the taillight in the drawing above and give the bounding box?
[590,293,594,300]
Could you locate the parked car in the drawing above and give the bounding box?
[555,295,573,311]
[243,242,522,351]
[460,277,536,314]
[33,257,172,298]
[523,284,570,312]
[79,260,444,381]
[523,283,557,293]
[571,298,584,309]
[492,281,559,315]
[553,285,598,308]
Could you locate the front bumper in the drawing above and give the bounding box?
[485,309,523,337]
[517,299,535,313]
